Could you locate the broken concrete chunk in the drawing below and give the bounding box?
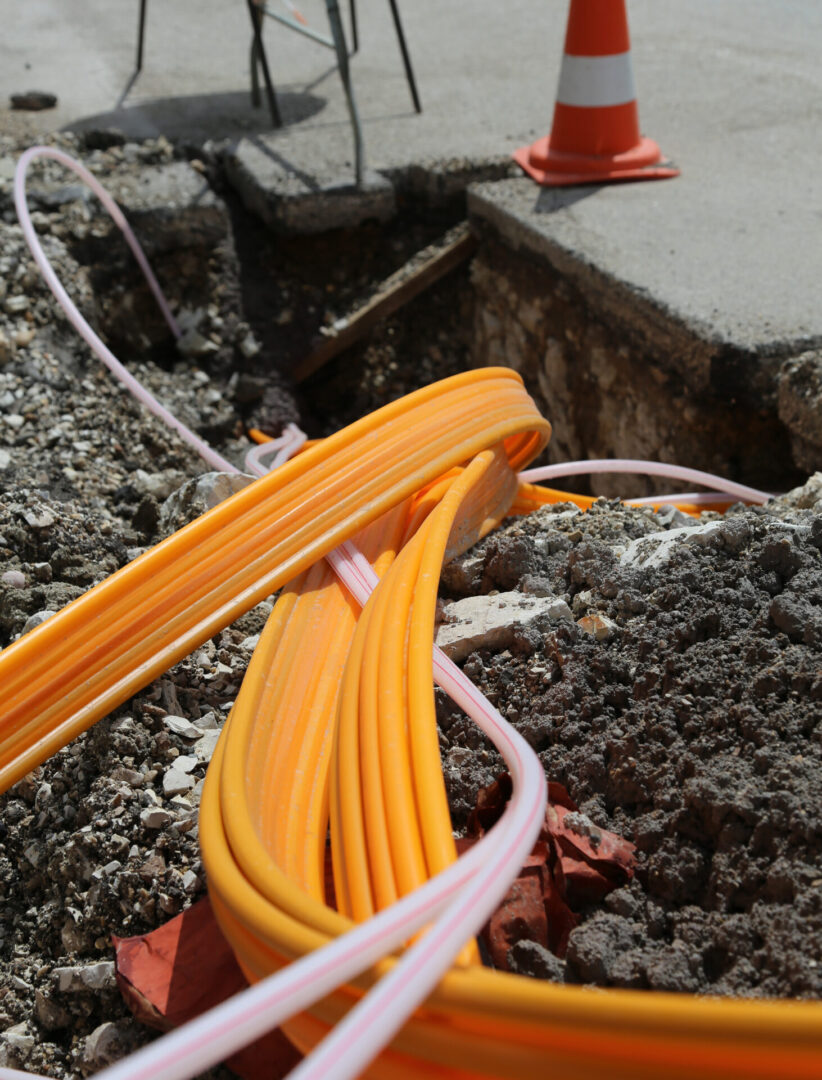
[192,729,221,764]
[140,807,173,830]
[436,590,572,663]
[162,715,201,739]
[54,961,116,993]
[162,768,195,797]
[619,521,724,570]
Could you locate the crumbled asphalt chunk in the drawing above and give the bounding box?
[437,495,822,997]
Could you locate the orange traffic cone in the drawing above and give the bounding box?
[514,0,678,186]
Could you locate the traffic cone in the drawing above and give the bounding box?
[514,0,679,186]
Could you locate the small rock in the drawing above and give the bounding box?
[83,1021,134,1070]
[173,754,198,773]
[508,939,566,982]
[4,295,30,315]
[35,990,71,1031]
[162,715,201,739]
[81,961,117,991]
[778,471,822,509]
[2,1022,35,1054]
[0,328,13,364]
[436,590,573,663]
[0,448,11,469]
[10,90,58,111]
[239,332,261,359]
[54,960,116,992]
[619,521,723,569]
[1,569,26,588]
[111,766,144,786]
[133,468,187,501]
[140,807,173,829]
[162,768,195,796]
[13,328,36,347]
[22,609,58,633]
[577,614,617,641]
[193,710,218,730]
[192,729,221,763]
[159,472,253,534]
[181,869,200,893]
[176,328,219,358]
[23,506,55,529]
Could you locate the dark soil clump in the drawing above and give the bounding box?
[437,493,822,998]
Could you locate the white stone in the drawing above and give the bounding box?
[619,521,724,570]
[435,590,573,663]
[22,609,58,633]
[140,807,173,829]
[163,768,195,796]
[162,715,201,739]
[192,729,221,763]
[173,754,198,774]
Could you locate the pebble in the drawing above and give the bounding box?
[239,331,261,358]
[1,569,26,588]
[0,328,13,363]
[193,710,218,730]
[133,467,187,501]
[21,609,58,633]
[140,807,173,829]
[162,715,201,739]
[3,295,29,315]
[577,613,617,641]
[10,90,58,111]
[162,768,195,796]
[176,328,218,358]
[54,961,116,993]
[23,507,55,529]
[2,1023,35,1053]
[83,1021,132,1070]
[192,729,221,763]
[181,869,199,893]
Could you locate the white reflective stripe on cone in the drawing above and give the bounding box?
[556,51,636,108]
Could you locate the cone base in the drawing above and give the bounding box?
[514,134,679,187]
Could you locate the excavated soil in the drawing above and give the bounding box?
[437,495,822,996]
[0,131,820,1075]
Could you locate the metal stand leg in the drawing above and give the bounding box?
[387,0,421,113]
[250,37,261,108]
[326,0,365,185]
[136,0,147,71]
[349,0,359,54]
[246,0,282,127]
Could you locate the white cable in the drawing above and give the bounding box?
[519,458,771,504]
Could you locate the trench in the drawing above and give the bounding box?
[0,145,820,1076]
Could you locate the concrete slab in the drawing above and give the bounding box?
[2,0,822,352]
